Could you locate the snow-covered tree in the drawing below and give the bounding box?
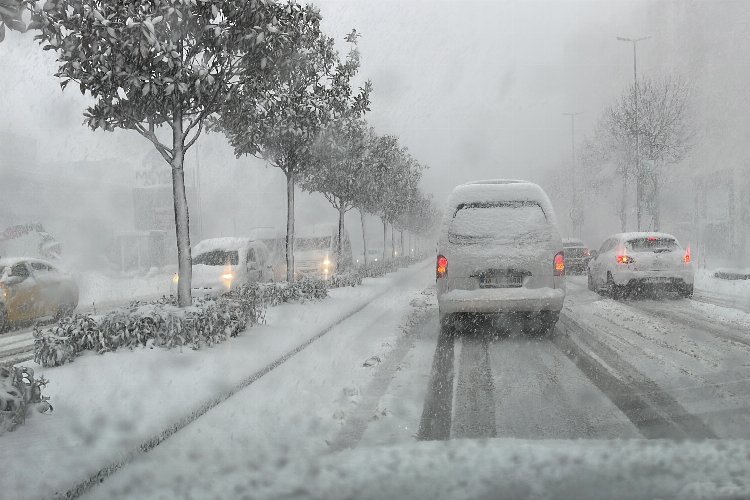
[302,118,369,268]
[605,76,694,230]
[216,18,369,281]
[30,0,288,306]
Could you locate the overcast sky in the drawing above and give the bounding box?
[0,0,657,195]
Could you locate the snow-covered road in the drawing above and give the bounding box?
[7,266,750,499]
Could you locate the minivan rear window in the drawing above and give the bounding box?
[626,237,679,252]
[448,202,550,244]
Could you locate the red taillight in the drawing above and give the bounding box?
[554,252,565,276]
[584,248,591,257]
[436,255,448,279]
[616,255,635,264]
[684,245,691,264]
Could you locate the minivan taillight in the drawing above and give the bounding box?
[436,255,448,279]
[553,251,565,276]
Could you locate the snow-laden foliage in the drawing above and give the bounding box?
[0,0,33,40]
[215,20,370,282]
[28,0,304,307]
[0,366,52,434]
[33,278,329,367]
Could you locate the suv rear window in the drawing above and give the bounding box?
[193,250,239,266]
[626,237,679,252]
[449,202,550,244]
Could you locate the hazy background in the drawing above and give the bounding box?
[1,0,748,270]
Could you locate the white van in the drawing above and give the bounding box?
[436,180,566,335]
[190,237,274,293]
[294,225,352,278]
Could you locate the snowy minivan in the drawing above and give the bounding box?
[189,237,274,293]
[436,180,566,335]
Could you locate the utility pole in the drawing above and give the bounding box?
[617,35,651,230]
[563,111,583,237]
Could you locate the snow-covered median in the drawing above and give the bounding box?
[0,260,430,500]
[694,268,750,312]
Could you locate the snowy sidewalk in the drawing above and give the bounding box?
[0,261,430,500]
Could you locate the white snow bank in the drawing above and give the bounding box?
[694,268,750,312]
[0,261,430,500]
[90,438,750,499]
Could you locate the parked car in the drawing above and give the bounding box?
[436,180,566,336]
[0,257,79,332]
[587,232,693,298]
[562,238,591,274]
[189,238,274,293]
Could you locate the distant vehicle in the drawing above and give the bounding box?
[562,238,591,274]
[294,225,352,278]
[0,257,79,332]
[247,227,286,280]
[587,232,694,298]
[436,180,566,336]
[355,248,383,266]
[189,238,274,293]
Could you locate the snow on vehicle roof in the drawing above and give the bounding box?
[193,237,254,255]
[444,180,558,226]
[0,256,57,268]
[613,232,678,242]
[563,238,585,246]
[295,224,337,239]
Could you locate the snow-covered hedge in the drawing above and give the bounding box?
[33,278,329,368]
[0,366,52,434]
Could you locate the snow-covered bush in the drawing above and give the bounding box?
[328,272,364,288]
[34,278,330,367]
[34,291,267,367]
[0,366,52,434]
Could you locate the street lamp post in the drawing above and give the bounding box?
[563,111,583,237]
[617,35,651,230]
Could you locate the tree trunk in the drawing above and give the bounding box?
[286,169,295,282]
[360,208,368,267]
[619,170,628,232]
[391,224,396,259]
[382,217,387,262]
[338,205,345,270]
[171,116,192,307]
[652,171,660,231]
[400,230,404,257]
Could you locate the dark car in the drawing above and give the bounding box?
[562,238,591,274]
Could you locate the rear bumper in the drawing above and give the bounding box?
[438,287,565,314]
[612,269,694,287]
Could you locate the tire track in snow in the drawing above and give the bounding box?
[450,334,496,439]
[58,261,431,500]
[417,322,456,441]
[556,313,717,439]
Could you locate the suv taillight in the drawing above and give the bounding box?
[436,255,448,279]
[616,255,635,264]
[684,246,691,264]
[553,251,565,276]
